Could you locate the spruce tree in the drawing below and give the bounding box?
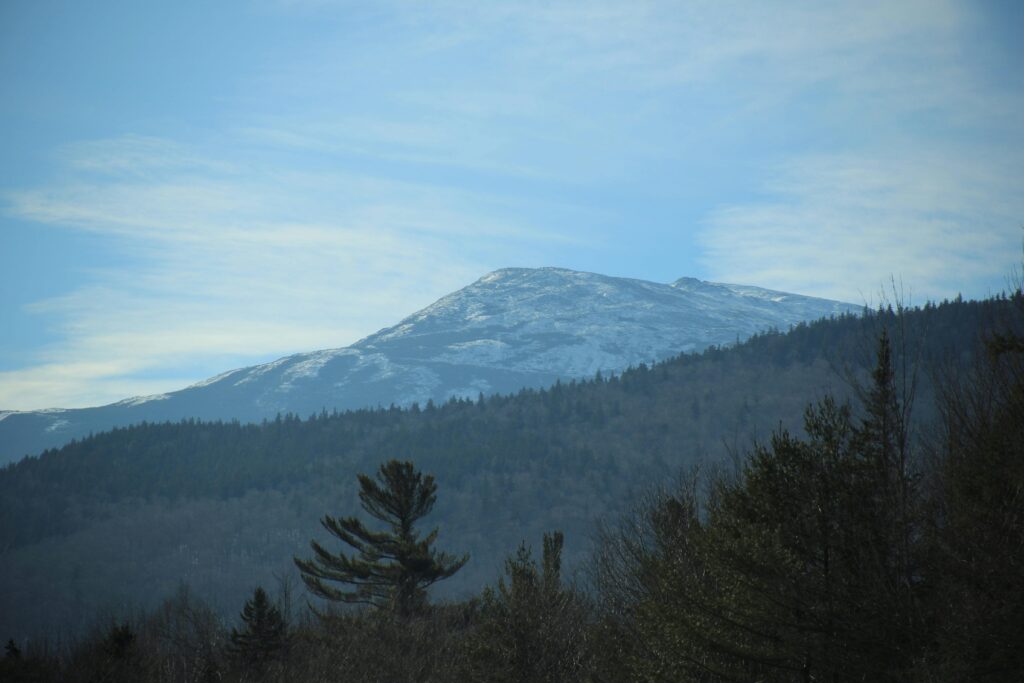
[228,587,288,668]
[294,459,468,616]
[852,329,921,675]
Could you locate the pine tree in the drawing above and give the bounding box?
[228,587,288,668]
[851,328,921,675]
[294,459,468,616]
[928,290,1024,677]
[593,332,927,681]
[467,532,591,682]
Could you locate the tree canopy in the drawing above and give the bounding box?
[228,586,288,670]
[294,459,468,616]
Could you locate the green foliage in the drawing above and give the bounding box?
[925,295,1024,678]
[589,298,1024,681]
[294,460,468,616]
[2,291,1023,680]
[291,604,475,682]
[0,636,53,683]
[103,622,136,660]
[594,330,931,680]
[465,532,592,682]
[94,622,140,682]
[228,587,288,671]
[0,296,1016,645]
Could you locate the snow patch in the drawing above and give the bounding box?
[284,349,351,381]
[360,322,415,345]
[45,419,70,433]
[438,339,509,365]
[277,349,357,392]
[233,356,292,385]
[361,352,398,381]
[188,368,245,389]
[1,267,861,465]
[114,394,170,407]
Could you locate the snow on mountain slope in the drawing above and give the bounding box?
[0,268,859,464]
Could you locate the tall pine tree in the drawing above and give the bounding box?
[295,459,468,616]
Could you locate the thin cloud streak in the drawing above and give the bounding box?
[1,0,1020,410]
[700,151,1024,304]
[252,0,1013,207]
[11,136,588,246]
[275,0,969,108]
[1,135,563,410]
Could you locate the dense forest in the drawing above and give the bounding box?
[1,293,1021,681]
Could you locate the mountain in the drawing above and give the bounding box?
[0,267,858,464]
[3,296,1008,641]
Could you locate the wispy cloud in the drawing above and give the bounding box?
[2,0,1020,410]
[699,150,1024,304]
[274,0,970,108]
[1,134,567,409]
[250,0,1017,198]
[61,135,238,177]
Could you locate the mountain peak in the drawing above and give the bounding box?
[477,266,591,284]
[0,268,859,463]
[670,276,707,289]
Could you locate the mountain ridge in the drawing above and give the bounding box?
[0,267,858,463]
[2,295,1005,642]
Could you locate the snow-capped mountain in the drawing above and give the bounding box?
[0,268,859,464]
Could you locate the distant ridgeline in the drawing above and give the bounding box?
[0,267,860,464]
[0,295,1014,640]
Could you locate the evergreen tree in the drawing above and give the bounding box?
[228,587,288,669]
[467,532,591,682]
[927,291,1024,678]
[0,636,53,683]
[295,459,468,616]
[849,329,923,675]
[102,623,136,662]
[593,331,928,681]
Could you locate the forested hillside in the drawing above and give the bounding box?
[0,296,1011,643]
[0,267,858,465]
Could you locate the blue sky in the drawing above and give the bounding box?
[1,0,1022,410]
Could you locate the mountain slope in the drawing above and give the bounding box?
[1,296,1008,641]
[0,268,857,464]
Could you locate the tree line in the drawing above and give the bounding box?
[1,293,1021,680]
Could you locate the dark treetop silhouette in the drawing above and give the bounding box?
[294,460,468,616]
